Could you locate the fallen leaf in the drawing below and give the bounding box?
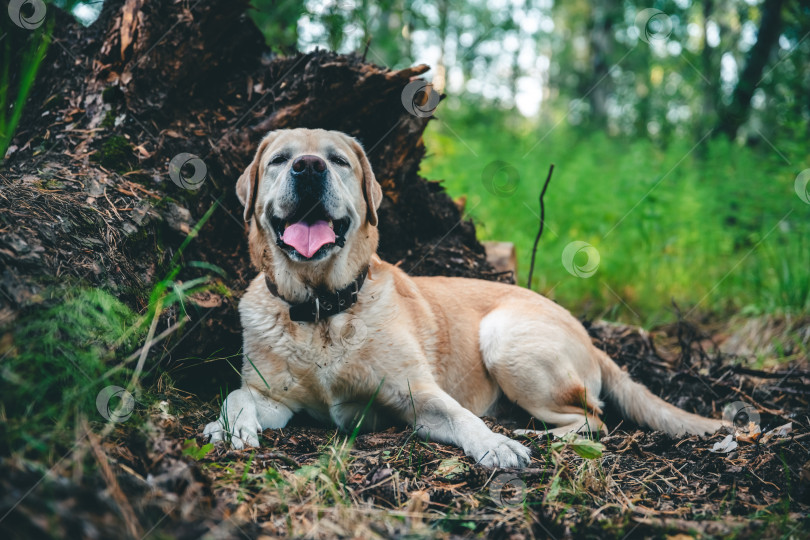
[437,457,468,479]
[737,423,762,443]
[710,434,738,453]
[120,0,144,59]
[760,422,792,444]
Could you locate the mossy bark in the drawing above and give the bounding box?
[1,0,497,389]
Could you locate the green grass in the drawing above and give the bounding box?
[0,200,225,458]
[0,288,142,456]
[422,108,810,325]
[1,1,88,160]
[0,21,51,159]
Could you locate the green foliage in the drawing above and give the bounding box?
[290,437,354,505]
[272,0,810,145]
[249,0,308,53]
[0,21,51,160]
[182,438,214,460]
[551,433,604,459]
[423,107,810,324]
[100,109,116,129]
[0,288,141,454]
[0,200,225,457]
[1,1,89,160]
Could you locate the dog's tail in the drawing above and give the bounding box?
[597,349,724,436]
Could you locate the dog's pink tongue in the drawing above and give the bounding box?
[282,220,336,258]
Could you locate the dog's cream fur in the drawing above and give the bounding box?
[204,128,723,468]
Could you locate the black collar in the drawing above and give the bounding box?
[264,268,368,322]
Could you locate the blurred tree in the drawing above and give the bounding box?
[699,0,719,138]
[249,0,308,53]
[586,0,620,124]
[237,0,810,144]
[717,0,786,139]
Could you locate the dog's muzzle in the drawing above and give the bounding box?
[269,155,350,261]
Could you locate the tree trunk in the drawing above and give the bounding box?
[587,0,618,127]
[716,0,785,139]
[1,0,499,389]
[699,0,717,137]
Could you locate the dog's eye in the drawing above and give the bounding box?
[270,154,289,165]
[329,155,349,167]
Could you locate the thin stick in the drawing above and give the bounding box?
[122,316,188,364]
[527,164,555,289]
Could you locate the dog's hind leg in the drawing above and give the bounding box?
[479,308,606,436]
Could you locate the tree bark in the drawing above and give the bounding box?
[699,0,717,137]
[587,0,619,126]
[716,0,785,139]
[1,0,498,388]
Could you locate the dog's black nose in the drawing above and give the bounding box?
[291,155,326,175]
[290,155,327,205]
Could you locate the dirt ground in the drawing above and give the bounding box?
[2,317,807,539]
[1,2,808,538]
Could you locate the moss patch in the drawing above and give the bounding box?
[92,135,135,172]
[100,110,116,129]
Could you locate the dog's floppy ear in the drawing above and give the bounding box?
[348,137,383,227]
[236,132,279,222]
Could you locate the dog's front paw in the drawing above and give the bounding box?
[203,415,262,449]
[203,390,264,449]
[473,434,531,468]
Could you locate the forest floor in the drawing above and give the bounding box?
[2,3,807,537]
[2,317,808,539]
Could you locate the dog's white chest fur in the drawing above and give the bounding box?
[240,290,374,418]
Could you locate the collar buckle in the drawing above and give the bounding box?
[265,266,369,323]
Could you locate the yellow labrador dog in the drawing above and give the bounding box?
[204,128,722,468]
